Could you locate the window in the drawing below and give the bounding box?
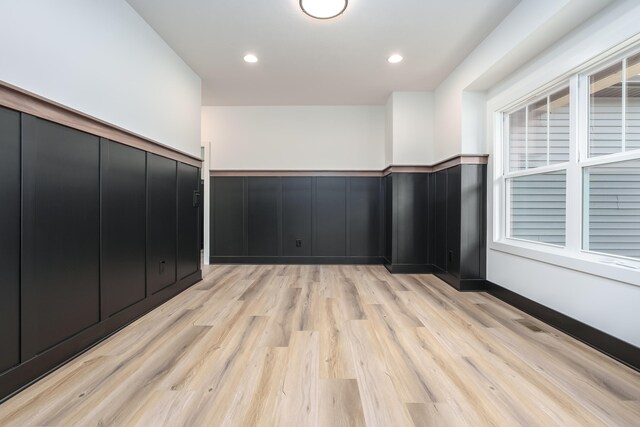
[503,86,570,246]
[584,159,640,259]
[509,171,566,245]
[589,53,640,157]
[499,46,640,264]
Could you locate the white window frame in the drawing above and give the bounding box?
[580,51,640,262]
[492,42,640,287]
[501,81,572,248]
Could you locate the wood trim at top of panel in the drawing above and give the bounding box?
[382,166,432,176]
[430,154,489,173]
[211,155,489,177]
[210,170,383,177]
[381,155,489,175]
[0,80,202,168]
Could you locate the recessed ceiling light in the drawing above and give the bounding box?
[388,54,403,64]
[243,54,258,63]
[300,0,348,20]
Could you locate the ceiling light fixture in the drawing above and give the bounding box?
[300,0,348,20]
[388,54,403,64]
[243,54,258,63]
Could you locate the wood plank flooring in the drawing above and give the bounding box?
[1,264,639,426]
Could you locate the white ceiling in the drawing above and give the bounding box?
[126,0,521,106]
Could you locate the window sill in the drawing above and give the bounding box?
[490,239,640,287]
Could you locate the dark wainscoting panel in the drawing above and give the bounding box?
[21,115,101,359]
[212,177,245,256]
[314,177,347,257]
[349,177,381,257]
[282,177,312,256]
[395,173,429,266]
[446,166,462,278]
[101,140,147,318]
[210,169,485,281]
[0,110,202,402]
[146,154,177,295]
[248,177,281,256]
[177,163,200,280]
[433,164,487,291]
[0,107,21,373]
[461,164,486,280]
[433,169,448,272]
[383,175,393,263]
[211,176,384,263]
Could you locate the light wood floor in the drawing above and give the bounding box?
[1,265,639,426]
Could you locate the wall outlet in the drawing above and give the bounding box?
[296,239,302,247]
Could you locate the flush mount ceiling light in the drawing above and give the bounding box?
[243,54,258,63]
[300,0,348,19]
[388,54,403,64]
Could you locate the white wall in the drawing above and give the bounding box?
[388,92,434,165]
[461,91,487,155]
[0,0,202,157]
[202,106,385,170]
[485,0,640,346]
[385,96,394,166]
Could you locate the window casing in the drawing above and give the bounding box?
[498,45,640,267]
[503,85,571,247]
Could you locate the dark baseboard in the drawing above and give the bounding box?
[384,263,434,274]
[486,281,640,372]
[434,271,487,292]
[0,270,203,403]
[210,256,384,265]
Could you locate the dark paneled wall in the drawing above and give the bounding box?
[248,177,281,256]
[395,174,429,267]
[383,175,393,263]
[177,163,201,280]
[460,165,487,281]
[210,170,486,278]
[101,141,147,318]
[210,176,383,263]
[314,177,347,256]
[431,165,487,291]
[350,178,382,257]
[445,166,461,278]
[147,154,178,294]
[21,116,101,358]
[0,107,21,374]
[0,111,201,402]
[282,177,312,256]
[212,177,245,256]
[433,170,448,272]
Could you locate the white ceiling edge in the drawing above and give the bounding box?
[464,0,616,92]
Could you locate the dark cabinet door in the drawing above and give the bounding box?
[314,177,347,256]
[147,154,177,294]
[247,177,280,256]
[434,170,448,271]
[21,115,100,358]
[282,177,312,256]
[211,177,245,256]
[101,140,146,318]
[177,163,200,279]
[0,107,21,372]
[350,177,381,257]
